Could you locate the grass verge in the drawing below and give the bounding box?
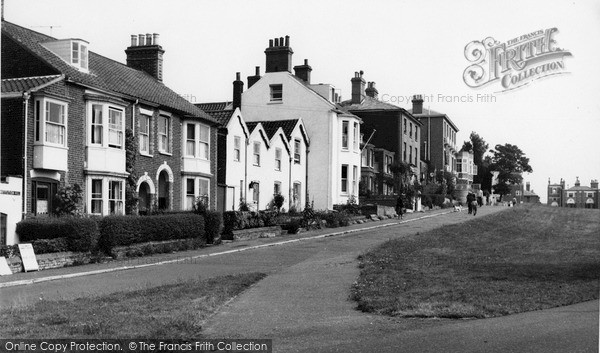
[0,272,266,338]
[351,204,600,319]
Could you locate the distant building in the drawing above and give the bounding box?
[409,95,459,177]
[563,177,598,209]
[360,142,395,197]
[547,177,598,208]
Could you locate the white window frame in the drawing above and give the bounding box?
[253,141,261,166]
[342,121,349,149]
[184,177,210,210]
[275,148,282,171]
[90,104,103,145]
[108,108,124,148]
[34,97,68,147]
[270,84,283,102]
[353,165,358,195]
[184,122,210,159]
[139,114,150,154]
[87,177,125,216]
[234,136,241,162]
[86,102,125,150]
[71,41,88,71]
[294,139,301,164]
[341,164,348,194]
[353,122,359,150]
[158,115,171,154]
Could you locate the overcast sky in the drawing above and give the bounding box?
[5,0,600,203]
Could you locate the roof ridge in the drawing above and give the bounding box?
[1,74,63,82]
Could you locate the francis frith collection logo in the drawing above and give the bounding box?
[463,28,572,92]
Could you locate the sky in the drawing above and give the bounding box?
[4,0,600,203]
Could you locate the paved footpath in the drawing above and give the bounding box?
[1,206,597,352]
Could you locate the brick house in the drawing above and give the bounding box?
[409,95,459,177]
[1,21,218,243]
[340,75,422,179]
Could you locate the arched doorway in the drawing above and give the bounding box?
[158,170,170,210]
[138,182,151,215]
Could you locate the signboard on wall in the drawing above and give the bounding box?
[18,243,39,272]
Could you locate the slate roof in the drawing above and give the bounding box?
[196,101,233,112]
[566,185,597,191]
[340,96,402,111]
[1,74,62,94]
[245,122,259,133]
[408,107,459,131]
[259,119,299,140]
[2,20,216,124]
[205,110,235,126]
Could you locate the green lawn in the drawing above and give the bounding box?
[351,204,600,319]
[1,273,266,338]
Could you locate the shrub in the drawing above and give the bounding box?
[98,214,205,254]
[16,216,99,253]
[222,210,279,237]
[323,211,350,228]
[0,244,20,258]
[285,218,302,234]
[53,184,83,216]
[204,210,223,244]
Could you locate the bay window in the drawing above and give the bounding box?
[87,177,125,215]
[184,177,210,210]
[86,102,125,149]
[108,108,123,148]
[108,180,123,215]
[34,98,68,146]
[184,122,210,159]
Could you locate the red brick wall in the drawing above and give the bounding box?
[1,98,24,177]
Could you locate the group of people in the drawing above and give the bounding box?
[466,192,482,216]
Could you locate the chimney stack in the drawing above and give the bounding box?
[247,66,261,89]
[365,81,378,99]
[233,72,244,110]
[293,59,312,84]
[575,176,580,187]
[591,179,598,189]
[265,35,293,73]
[351,71,366,104]
[412,94,424,114]
[126,32,165,81]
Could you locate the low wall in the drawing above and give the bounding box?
[230,226,283,241]
[6,251,93,274]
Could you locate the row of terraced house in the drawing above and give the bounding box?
[1,21,478,245]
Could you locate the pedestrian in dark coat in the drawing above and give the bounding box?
[467,192,474,214]
[396,196,404,219]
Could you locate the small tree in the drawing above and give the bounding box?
[125,128,138,215]
[273,194,285,213]
[53,184,83,216]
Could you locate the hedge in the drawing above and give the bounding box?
[98,213,206,254]
[222,211,278,236]
[203,210,223,244]
[16,217,99,253]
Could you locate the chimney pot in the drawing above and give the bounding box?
[255,66,260,75]
[153,33,159,46]
[280,37,284,46]
[131,35,138,47]
[269,39,273,47]
[304,59,308,65]
[236,72,241,80]
[274,38,279,46]
[146,33,152,45]
[285,35,289,46]
[138,34,145,46]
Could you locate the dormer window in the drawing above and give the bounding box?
[41,39,89,73]
[72,41,88,70]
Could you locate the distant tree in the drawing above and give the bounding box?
[461,141,473,153]
[436,171,456,196]
[490,143,533,199]
[390,160,411,195]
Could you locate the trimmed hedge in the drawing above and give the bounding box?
[323,211,350,228]
[98,213,206,254]
[16,217,99,253]
[203,210,223,244]
[222,211,278,236]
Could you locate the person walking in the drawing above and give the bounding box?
[472,197,478,216]
[396,196,404,220]
[467,192,474,214]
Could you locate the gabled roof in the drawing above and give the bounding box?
[2,20,216,124]
[259,119,299,140]
[1,74,63,94]
[196,101,233,112]
[205,110,235,126]
[523,189,539,197]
